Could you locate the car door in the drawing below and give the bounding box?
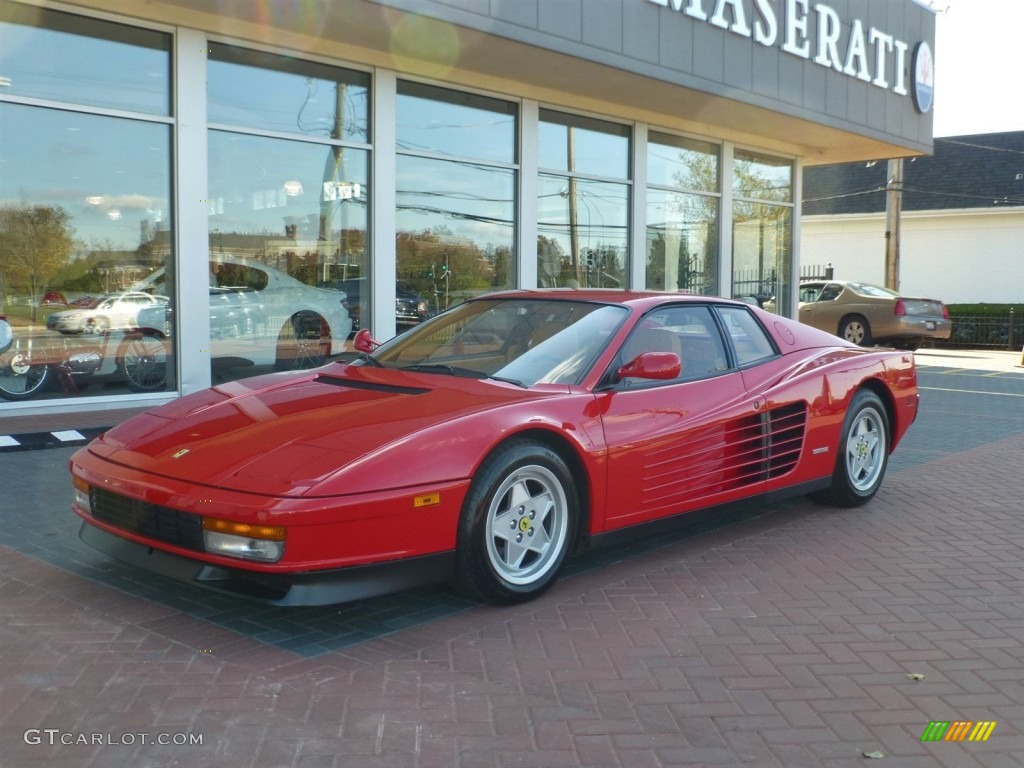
[598,305,767,530]
[797,282,825,329]
[722,304,815,495]
[800,282,845,334]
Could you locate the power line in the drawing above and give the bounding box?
[936,137,1024,157]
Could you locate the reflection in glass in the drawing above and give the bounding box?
[397,82,515,164]
[0,7,170,115]
[539,111,629,179]
[396,84,516,320]
[646,190,718,295]
[731,202,792,314]
[0,103,174,401]
[208,45,369,142]
[731,151,793,312]
[646,133,720,295]
[538,174,628,289]
[537,112,630,289]
[648,133,719,192]
[396,156,515,316]
[733,149,793,203]
[207,131,365,378]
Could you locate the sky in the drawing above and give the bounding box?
[931,0,1024,137]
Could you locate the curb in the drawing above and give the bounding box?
[0,427,108,453]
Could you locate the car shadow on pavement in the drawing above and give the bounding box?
[3,444,808,658]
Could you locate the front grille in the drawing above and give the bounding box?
[90,487,204,552]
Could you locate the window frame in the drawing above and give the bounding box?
[712,304,780,369]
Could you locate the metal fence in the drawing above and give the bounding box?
[732,264,833,302]
[932,310,1019,350]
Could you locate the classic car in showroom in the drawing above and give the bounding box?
[70,290,919,606]
[133,256,352,371]
[784,280,952,349]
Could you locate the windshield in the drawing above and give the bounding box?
[366,298,628,387]
[848,282,900,299]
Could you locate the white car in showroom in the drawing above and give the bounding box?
[134,256,351,372]
[45,291,169,335]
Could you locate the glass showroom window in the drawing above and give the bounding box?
[538,111,630,289]
[207,44,369,379]
[396,82,516,323]
[0,9,174,403]
[646,133,720,295]
[730,150,793,314]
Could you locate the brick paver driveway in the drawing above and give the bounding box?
[2,361,1024,767]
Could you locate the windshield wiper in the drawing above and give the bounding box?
[400,364,526,388]
[353,352,384,368]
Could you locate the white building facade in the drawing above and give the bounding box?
[802,132,1024,304]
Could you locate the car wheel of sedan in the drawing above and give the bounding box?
[838,315,871,346]
[275,312,330,370]
[456,440,577,604]
[87,317,110,336]
[811,389,889,508]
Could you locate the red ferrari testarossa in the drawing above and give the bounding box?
[71,290,918,605]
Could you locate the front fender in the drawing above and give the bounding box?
[305,390,604,499]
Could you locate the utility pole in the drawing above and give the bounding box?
[884,158,904,290]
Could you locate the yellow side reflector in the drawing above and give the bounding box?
[414,493,441,508]
[72,475,90,494]
[202,516,286,540]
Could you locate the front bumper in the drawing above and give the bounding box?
[71,446,469,598]
[79,520,455,606]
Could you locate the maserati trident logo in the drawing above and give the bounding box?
[170,448,191,460]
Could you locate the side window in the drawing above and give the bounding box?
[818,283,843,301]
[799,284,822,303]
[716,306,778,367]
[619,305,728,384]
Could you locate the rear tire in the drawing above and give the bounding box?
[455,439,577,604]
[838,315,872,346]
[810,389,889,507]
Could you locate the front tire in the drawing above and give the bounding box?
[811,389,889,507]
[838,314,872,346]
[455,440,577,604]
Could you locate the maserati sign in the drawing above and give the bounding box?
[647,0,931,102]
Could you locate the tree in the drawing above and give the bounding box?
[0,204,75,322]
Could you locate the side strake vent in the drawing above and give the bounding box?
[640,401,808,506]
[763,402,807,478]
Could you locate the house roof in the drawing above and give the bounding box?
[802,131,1024,216]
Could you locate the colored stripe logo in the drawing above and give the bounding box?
[920,721,997,742]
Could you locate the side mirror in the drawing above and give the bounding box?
[353,328,381,353]
[616,351,681,381]
[0,317,12,355]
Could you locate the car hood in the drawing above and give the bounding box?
[88,365,549,497]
